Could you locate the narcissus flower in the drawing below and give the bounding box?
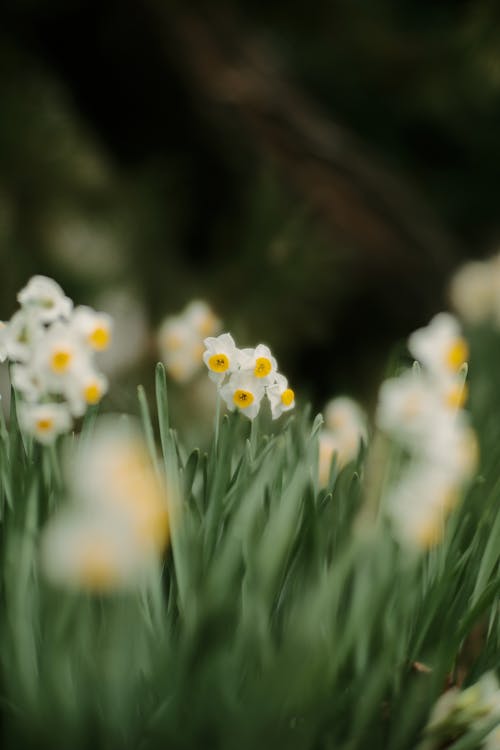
[376,369,441,443]
[18,275,72,323]
[240,344,278,385]
[158,300,222,383]
[267,373,295,419]
[40,510,148,592]
[18,402,72,444]
[408,313,469,379]
[203,333,239,384]
[64,369,108,417]
[220,370,265,420]
[72,305,113,351]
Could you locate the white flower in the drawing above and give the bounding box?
[40,509,149,592]
[376,368,441,443]
[203,333,239,384]
[408,313,468,379]
[449,260,497,325]
[267,373,295,419]
[18,275,72,323]
[158,315,196,356]
[72,305,113,351]
[18,402,72,444]
[239,343,278,385]
[69,418,169,553]
[91,288,148,376]
[64,368,108,417]
[31,321,90,392]
[423,415,478,482]
[3,310,43,363]
[10,363,45,402]
[324,396,367,444]
[184,300,221,338]
[220,370,265,420]
[387,465,459,550]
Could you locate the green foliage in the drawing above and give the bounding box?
[0,359,499,749]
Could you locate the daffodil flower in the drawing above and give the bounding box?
[65,368,108,417]
[18,402,72,444]
[203,333,239,384]
[239,343,278,385]
[18,275,72,323]
[220,370,265,420]
[408,313,469,379]
[72,305,113,351]
[267,373,295,419]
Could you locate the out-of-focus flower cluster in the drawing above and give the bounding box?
[376,313,478,549]
[450,253,500,326]
[202,333,295,421]
[318,397,367,487]
[157,300,221,383]
[421,672,500,750]
[41,418,169,593]
[0,276,112,443]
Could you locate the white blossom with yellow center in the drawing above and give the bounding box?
[10,363,45,403]
[324,396,367,442]
[72,305,113,352]
[220,370,265,420]
[18,402,72,444]
[376,369,441,445]
[387,466,459,550]
[184,300,221,338]
[267,373,295,420]
[71,419,169,554]
[64,368,109,417]
[203,333,239,384]
[240,343,278,386]
[408,313,469,379]
[40,510,148,592]
[18,275,72,323]
[32,321,90,393]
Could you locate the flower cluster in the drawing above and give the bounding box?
[41,418,169,593]
[157,300,221,383]
[422,672,500,750]
[318,397,367,487]
[0,276,112,444]
[202,333,295,420]
[376,313,477,549]
[450,253,500,326]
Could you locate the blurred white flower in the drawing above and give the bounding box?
[70,418,169,553]
[184,300,221,339]
[17,275,72,323]
[3,310,43,363]
[376,369,441,444]
[449,259,498,325]
[267,373,295,420]
[72,305,113,352]
[18,402,72,444]
[408,313,468,380]
[220,370,265,420]
[40,509,147,592]
[64,368,108,417]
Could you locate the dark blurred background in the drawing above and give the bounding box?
[2,0,500,413]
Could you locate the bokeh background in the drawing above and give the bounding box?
[2,0,500,422]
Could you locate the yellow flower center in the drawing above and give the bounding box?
[89,326,110,351]
[36,418,54,432]
[281,388,294,407]
[254,357,272,378]
[80,541,120,591]
[51,349,72,373]
[233,389,254,408]
[446,337,468,371]
[208,353,229,372]
[415,515,444,549]
[445,382,468,410]
[84,383,102,405]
